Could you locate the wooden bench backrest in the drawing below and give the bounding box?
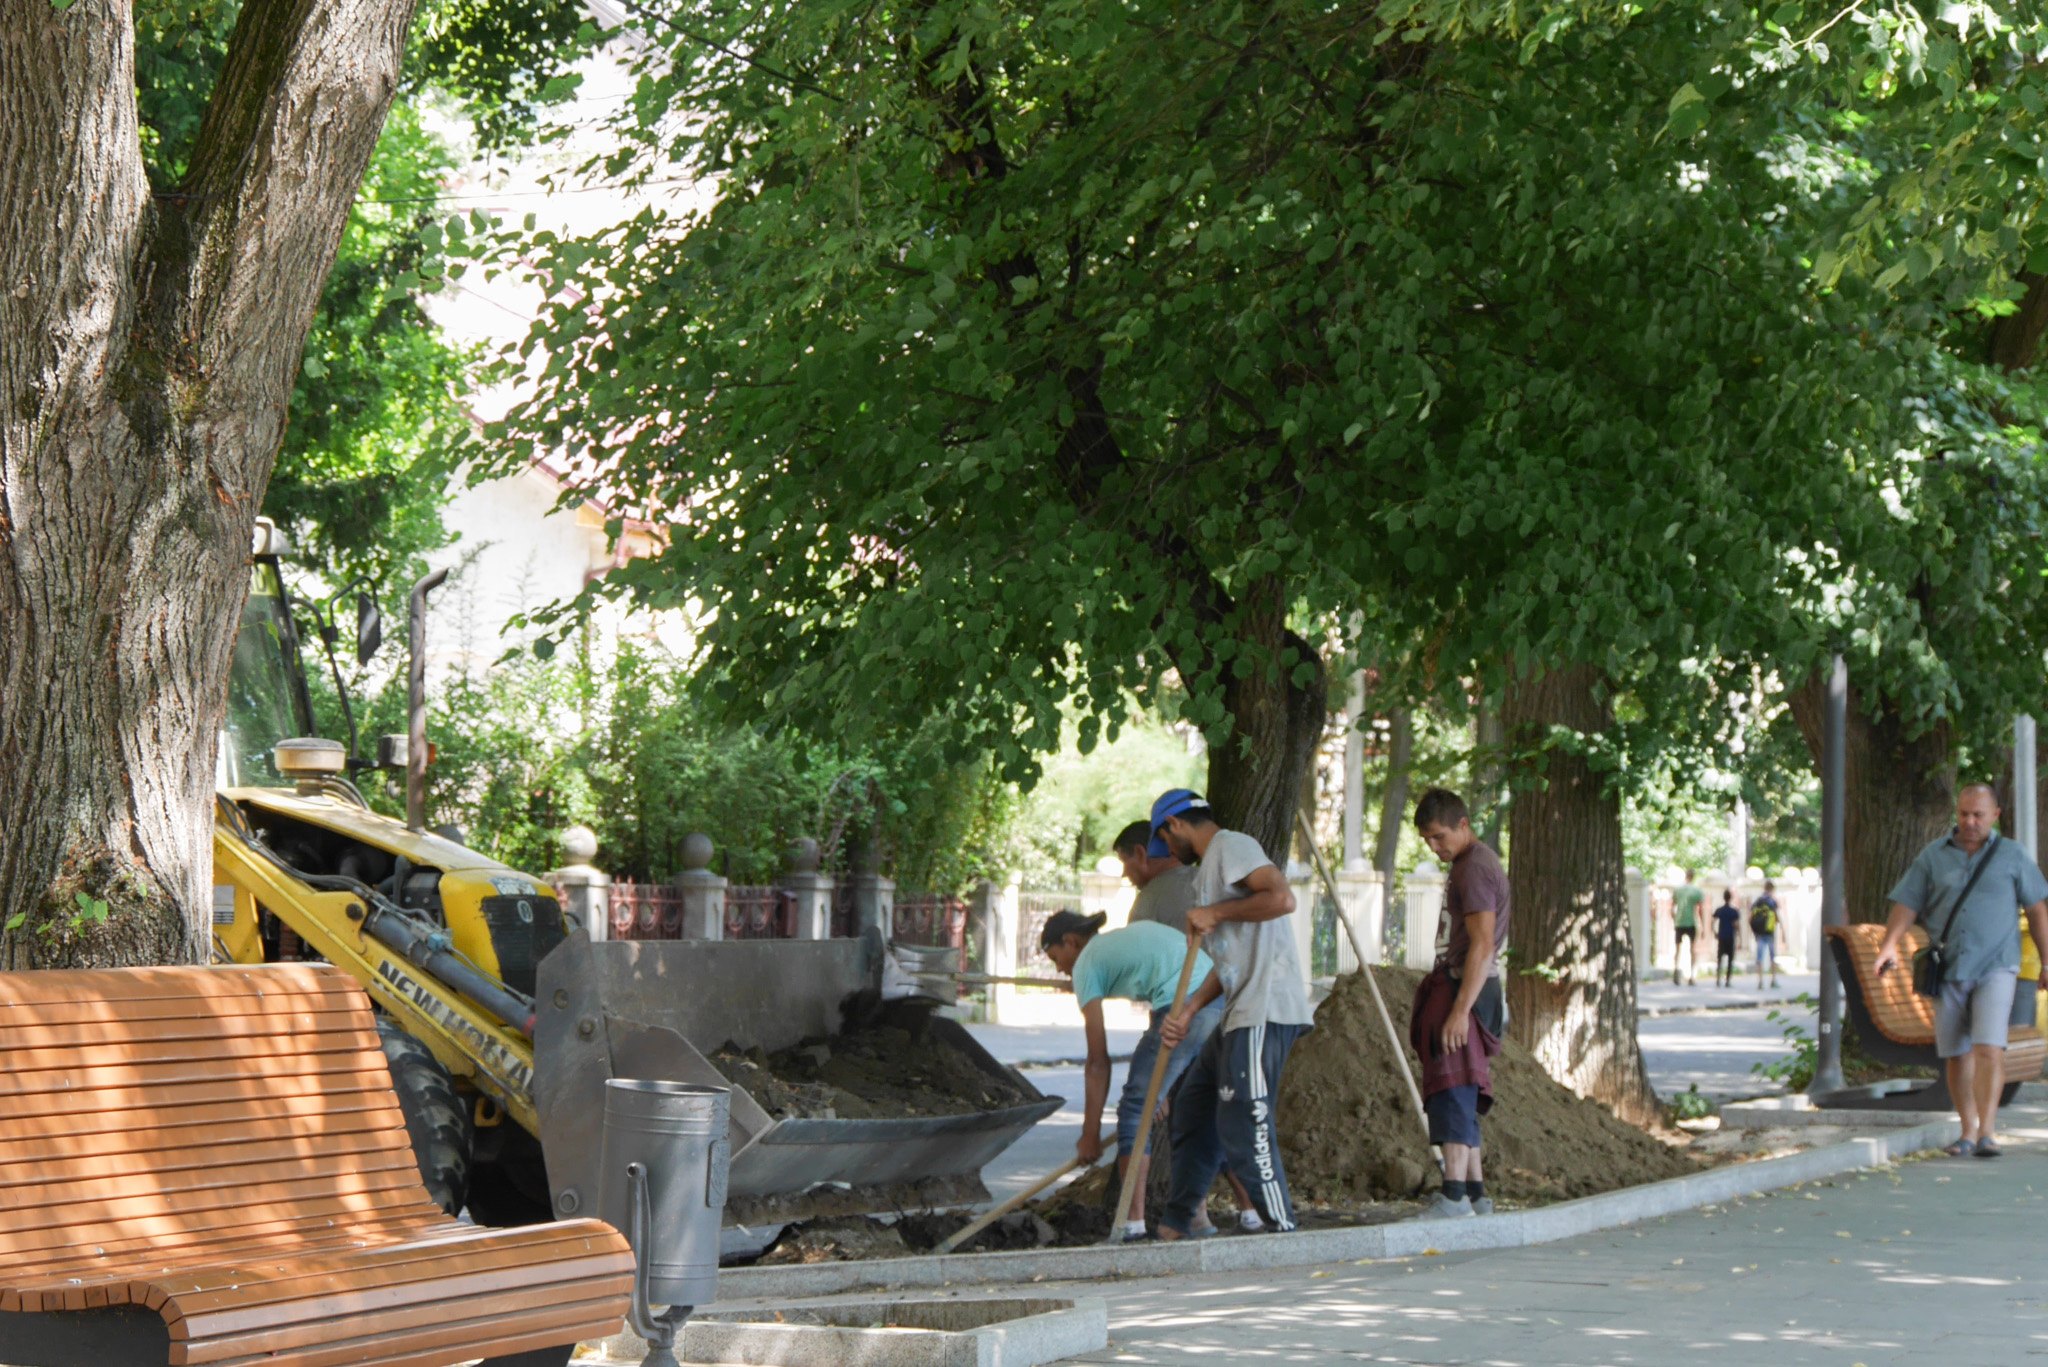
[1824,923,1934,1046]
[0,964,446,1292]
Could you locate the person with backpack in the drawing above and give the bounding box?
[1711,889,1743,987]
[1748,881,1781,988]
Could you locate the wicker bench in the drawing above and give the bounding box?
[0,963,632,1367]
[1824,923,2045,1109]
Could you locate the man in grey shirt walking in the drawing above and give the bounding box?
[1113,819,1197,934]
[1873,784,2048,1156]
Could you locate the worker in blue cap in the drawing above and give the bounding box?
[1151,789,1313,1237]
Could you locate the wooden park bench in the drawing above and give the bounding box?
[0,962,633,1367]
[1824,923,2045,1109]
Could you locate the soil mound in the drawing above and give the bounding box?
[709,1000,1028,1120]
[1279,968,1698,1202]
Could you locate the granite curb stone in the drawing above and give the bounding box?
[711,1116,1957,1302]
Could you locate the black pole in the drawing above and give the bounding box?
[1812,652,1848,1098]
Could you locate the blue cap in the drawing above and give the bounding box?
[1150,789,1205,854]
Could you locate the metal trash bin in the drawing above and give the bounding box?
[599,1079,730,1360]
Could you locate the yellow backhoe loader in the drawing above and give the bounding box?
[211,523,1056,1228]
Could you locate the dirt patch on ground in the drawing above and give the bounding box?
[708,1000,1028,1120]
[1279,967,1700,1203]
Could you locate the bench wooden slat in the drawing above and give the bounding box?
[0,1043,394,1098]
[0,1123,414,1190]
[0,1088,406,1147]
[6,1024,387,1074]
[165,1244,633,1340]
[0,963,345,1005]
[12,1008,374,1051]
[0,1143,422,1213]
[0,985,366,1023]
[149,1223,629,1306]
[1826,923,2047,1084]
[179,1298,631,1367]
[168,1277,632,1365]
[0,962,628,1366]
[0,1064,410,1121]
[0,1212,457,1305]
[0,1174,440,1254]
[0,1204,452,1288]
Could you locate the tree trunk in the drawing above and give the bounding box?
[1202,579,1328,863]
[1472,700,1506,850]
[1372,708,1414,893]
[0,0,419,967]
[1788,673,1955,924]
[1501,665,1655,1120]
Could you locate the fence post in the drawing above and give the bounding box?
[1625,866,1651,978]
[1334,867,1384,973]
[1078,869,1129,927]
[848,872,896,939]
[1404,861,1444,970]
[784,838,835,940]
[545,825,612,942]
[973,878,1021,1023]
[672,833,727,940]
[1287,865,1317,990]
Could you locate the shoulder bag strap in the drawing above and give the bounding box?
[1930,832,2000,955]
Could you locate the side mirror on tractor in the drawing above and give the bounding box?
[356,593,384,665]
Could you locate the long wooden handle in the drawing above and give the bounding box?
[1295,811,1434,1152]
[933,1127,1117,1255]
[1106,939,1202,1238]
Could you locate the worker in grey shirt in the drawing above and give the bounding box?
[1113,818,1197,933]
[1154,789,1314,1237]
[1874,783,2048,1157]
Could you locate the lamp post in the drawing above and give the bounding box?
[1810,654,1848,1100]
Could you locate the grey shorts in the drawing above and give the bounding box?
[1934,970,2018,1058]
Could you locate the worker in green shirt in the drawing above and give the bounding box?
[1671,871,1704,986]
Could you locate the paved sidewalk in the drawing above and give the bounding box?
[1637,969,1817,1016]
[1036,1111,2048,1365]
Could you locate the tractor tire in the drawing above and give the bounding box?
[377,1019,473,1216]
[465,1123,557,1227]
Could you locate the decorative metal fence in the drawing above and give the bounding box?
[724,885,794,939]
[1016,889,1081,974]
[611,879,682,940]
[893,892,970,974]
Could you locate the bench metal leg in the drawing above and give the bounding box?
[0,1307,171,1367]
[477,1347,575,1367]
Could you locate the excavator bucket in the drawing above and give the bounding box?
[532,933,1061,1228]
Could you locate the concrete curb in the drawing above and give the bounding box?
[711,1116,1958,1301]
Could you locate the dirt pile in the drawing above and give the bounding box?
[1279,968,1699,1203]
[709,1001,1029,1120]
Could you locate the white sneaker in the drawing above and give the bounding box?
[1122,1220,1147,1241]
[1237,1209,1266,1232]
[1416,1193,1474,1220]
[1471,1196,1494,1216]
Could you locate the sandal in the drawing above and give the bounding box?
[1943,1139,1977,1157]
[1975,1139,2004,1158]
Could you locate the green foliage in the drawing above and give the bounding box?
[1752,993,1824,1089]
[310,629,1027,889]
[1669,1083,1716,1122]
[270,104,471,587]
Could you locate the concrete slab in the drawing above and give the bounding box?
[1722,1095,1943,1129]
[661,1295,1108,1367]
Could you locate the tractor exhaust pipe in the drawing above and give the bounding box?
[406,569,450,832]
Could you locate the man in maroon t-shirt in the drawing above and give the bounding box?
[1414,787,1511,1218]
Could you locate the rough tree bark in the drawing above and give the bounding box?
[1502,665,1656,1120]
[0,0,420,968]
[1787,674,1956,924]
[1200,577,1329,862]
